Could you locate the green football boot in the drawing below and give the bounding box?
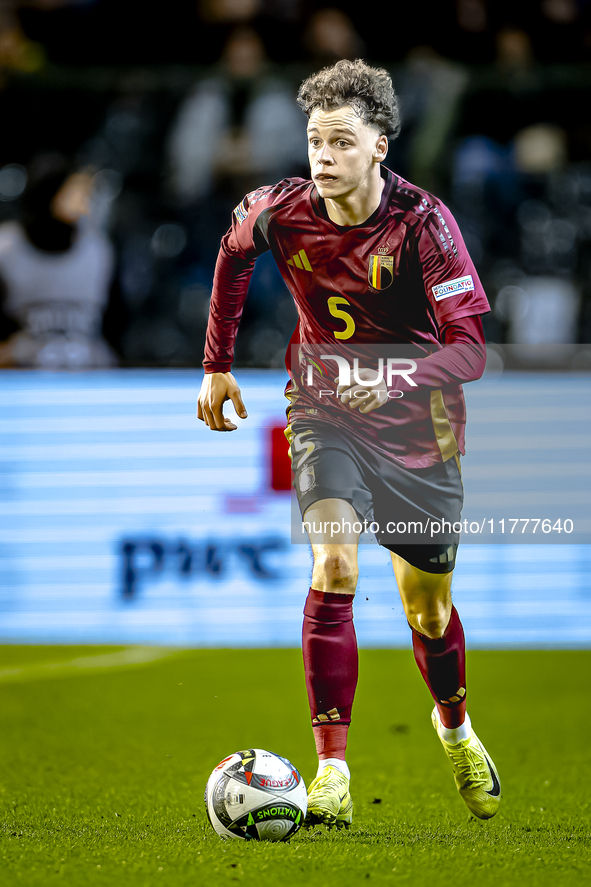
[305,765,353,828]
[432,707,501,820]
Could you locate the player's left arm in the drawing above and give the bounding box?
[420,201,490,323]
[393,313,486,390]
[337,314,486,412]
[382,202,489,395]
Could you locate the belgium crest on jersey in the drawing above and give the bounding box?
[368,254,394,291]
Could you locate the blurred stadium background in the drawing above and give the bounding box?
[0,0,590,648]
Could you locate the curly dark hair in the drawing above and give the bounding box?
[297,59,401,139]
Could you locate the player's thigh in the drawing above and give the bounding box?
[304,497,360,593]
[290,421,373,527]
[290,420,371,581]
[370,454,463,551]
[303,496,361,546]
[390,551,453,638]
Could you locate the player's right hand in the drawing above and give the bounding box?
[197,371,248,431]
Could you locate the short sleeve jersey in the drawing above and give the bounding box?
[204,166,490,467]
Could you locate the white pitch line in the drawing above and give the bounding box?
[0,645,188,684]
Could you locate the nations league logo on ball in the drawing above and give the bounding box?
[204,749,307,842]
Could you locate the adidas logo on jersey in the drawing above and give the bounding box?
[287,249,313,271]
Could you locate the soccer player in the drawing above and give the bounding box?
[198,59,501,826]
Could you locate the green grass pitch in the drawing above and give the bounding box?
[1,645,590,886]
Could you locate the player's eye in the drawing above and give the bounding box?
[335,140,349,148]
[309,139,322,148]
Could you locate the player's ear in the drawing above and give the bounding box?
[374,134,388,161]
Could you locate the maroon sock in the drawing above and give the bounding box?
[411,606,466,729]
[302,588,358,756]
[313,724,349,761]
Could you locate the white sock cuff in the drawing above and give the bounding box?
[317,758,350,779]
[439,711,472,744]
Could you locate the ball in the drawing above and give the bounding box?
[204,748,307,841]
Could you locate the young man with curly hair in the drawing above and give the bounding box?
[198,59,500,828]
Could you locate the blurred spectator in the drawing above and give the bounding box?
[0,5,45,87]
[196,0,305,63]
[164,25,305,368]
[535,0,591,63]
[198,0,261,23]
[443,0,495,64]
[513,123,568,177]
[455,0,488,33]
[166,26,306,206]
[452,27,554,259]
[302,8,365,68]
[392,46,468,194]
[0,153,116,368]
[495,25,535,82]
[496,275,580,352]
[449,21,591,354]
[2,1,588,366]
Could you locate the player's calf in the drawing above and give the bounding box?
[302,587,358,828]
[411,605,467,729]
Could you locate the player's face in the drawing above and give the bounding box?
[307,106,387,200]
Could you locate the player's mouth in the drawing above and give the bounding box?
[315,174,338,182]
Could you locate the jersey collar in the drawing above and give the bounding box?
[310,165,398,230]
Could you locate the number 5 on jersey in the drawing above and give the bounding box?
[328,296,355,340]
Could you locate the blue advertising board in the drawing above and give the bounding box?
[1,369,590,647]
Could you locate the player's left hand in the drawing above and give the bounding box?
[336,368,388,414]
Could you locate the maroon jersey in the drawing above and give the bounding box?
[203,166,490,467]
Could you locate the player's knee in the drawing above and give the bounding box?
[404,594,450,638]
[315,552,358,593]
[403,590,452,638]
[410,610,449,639]
[398,569,452,637]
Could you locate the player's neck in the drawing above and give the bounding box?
[324,170,385,227]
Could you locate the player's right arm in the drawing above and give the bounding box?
[199,188,275,432]
[200,179,304,431]
[197,370,247,431]
[199,238,256,432]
